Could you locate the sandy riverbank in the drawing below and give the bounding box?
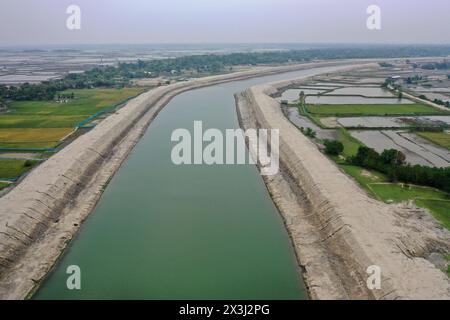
[235,66,450,299]
[0,60,374,300]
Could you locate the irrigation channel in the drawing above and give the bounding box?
[34,66,346,300]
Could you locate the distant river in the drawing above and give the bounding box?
[34,65,346,300]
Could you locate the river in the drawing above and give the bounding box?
[34,66,344,300]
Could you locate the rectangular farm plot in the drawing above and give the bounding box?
[0,128,74,148]
[350,130,450,167]
[0,88,146,129]
[327,87,396,97]
[0,115,87,129]
[417,132,450,150]
[306,104,443,116]
[305,96,415,104]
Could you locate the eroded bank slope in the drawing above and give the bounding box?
[0,61,370,300]
[235,70,450,300]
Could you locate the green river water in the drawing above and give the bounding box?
[34,66,342,300]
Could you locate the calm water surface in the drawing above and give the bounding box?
[34,66,344,300]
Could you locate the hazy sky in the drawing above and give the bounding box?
[0,0,449,46]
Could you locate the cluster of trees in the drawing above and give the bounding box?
[381,78,397,89]
[405,75,423,85]
[300,127,316,138]
[0,82,65,101]
[349,146,450,193]
[417,93,450,108]
[433,99,450,108]
[419,60,450,70]
[0,97,6,110]
[57,93,75,101]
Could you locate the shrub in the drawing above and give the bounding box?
[323,140,344,155]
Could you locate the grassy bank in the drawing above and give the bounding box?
[0,159,38,180]
[336,128,363,158]
[337,162,450,231]
[0,182,9,191]
[415,199,450,230]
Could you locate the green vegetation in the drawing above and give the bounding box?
[417,132,450,150]
[0,182,9,190]
[0,128,73,148]
[0,88,144,129]
[0,159,38,180]
[299,127,316,138]
[319,129,450,230]
[419,60,450,70]
[0,115,87,129]
[414,199,450,230]
[350,146,450,193]
[370,184,449,202]
[405,75,424,85]
[336,163,450,231]
[338,164,387,195]
[324,140,344,155]
[2,46,450,103]
[379,62,394,68]
[336,128,363,158]
[0,88,145,149]
[306,103,444,117]
[445,254,450,277]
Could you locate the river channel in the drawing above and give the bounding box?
[35,66,345,299]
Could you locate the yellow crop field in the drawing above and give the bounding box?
[0,128,74,148]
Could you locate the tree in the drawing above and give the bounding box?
[304,127,316,138]
[381,149,405,166]
[299,91,305,105]
[323,140,344,155]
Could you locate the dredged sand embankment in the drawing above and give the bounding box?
[235,67,450,299]
[0,60,369,300]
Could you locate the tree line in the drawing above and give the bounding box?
[2,45,450,103]
[349,146,450,193]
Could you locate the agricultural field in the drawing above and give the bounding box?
[417,132,450,150]
[0,128,74,148]
[0,182,9,190]
[0,87,145,128]
[0,87,146,148]
[0,159,38,180]
[306,103,443,117]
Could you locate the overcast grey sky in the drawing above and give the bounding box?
[0,0,449,46]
